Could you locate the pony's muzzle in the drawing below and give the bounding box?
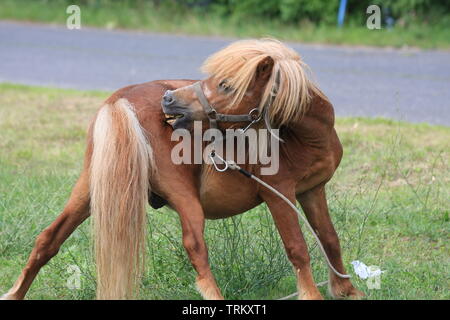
[161,90,190,128]
[162,90,175,107]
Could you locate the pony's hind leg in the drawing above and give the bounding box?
[297,185,364,299]
[171,198,223,300]
[1,170,90,300]
[261,186,323,300]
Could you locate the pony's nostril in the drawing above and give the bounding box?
[163,91,174,104]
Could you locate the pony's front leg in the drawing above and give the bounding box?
[171,198,223,300]
[260,185,323,300]
[1,171,90,300]
[297,185,364,300]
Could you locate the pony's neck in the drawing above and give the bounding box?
[281,92,335,149]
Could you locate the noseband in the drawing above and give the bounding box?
[192,82,261,131]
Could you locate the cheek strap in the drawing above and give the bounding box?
[192,81,260,129]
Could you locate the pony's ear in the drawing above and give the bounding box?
[255,56,274,82]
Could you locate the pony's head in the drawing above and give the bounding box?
[162,38,326,131]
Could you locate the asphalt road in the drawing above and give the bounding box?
[1,21,449,125]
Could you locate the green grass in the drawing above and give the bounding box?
[1,0,450,49]
[0,83,449,300]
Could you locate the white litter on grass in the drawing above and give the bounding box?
[351,260,385,279]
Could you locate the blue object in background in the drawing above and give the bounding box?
[338,0,347,27]
[383,7,395,29]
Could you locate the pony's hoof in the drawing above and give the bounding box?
[196,277,224,300]
[346,288,365,300]
[0,293,16,300]
[328,281,365,300]
[298,291,324,300]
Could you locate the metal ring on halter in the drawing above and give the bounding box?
[207,109,217,119]
[248,108,261,121]
[209,152,229,172]
[240,108,262,133]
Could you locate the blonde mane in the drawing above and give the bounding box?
[201,38,329,127]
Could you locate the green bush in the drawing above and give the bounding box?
[13,0,450,27]
[186,0,450,26]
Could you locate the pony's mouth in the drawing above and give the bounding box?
[164,113,184,126]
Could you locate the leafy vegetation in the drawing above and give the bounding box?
[1,0,449,48]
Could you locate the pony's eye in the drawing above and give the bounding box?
[218,80,232,93]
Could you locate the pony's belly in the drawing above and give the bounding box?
[199,170,262,219]
[201,193,262,219]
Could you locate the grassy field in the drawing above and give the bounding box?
[0,83,448,300]
[1,0,450,49]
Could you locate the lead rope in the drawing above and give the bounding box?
[209,153,351,300]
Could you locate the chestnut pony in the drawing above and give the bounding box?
[2,39,363,300]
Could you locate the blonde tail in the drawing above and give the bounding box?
[90,98,153,299]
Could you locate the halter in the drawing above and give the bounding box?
[192,81,262,131]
